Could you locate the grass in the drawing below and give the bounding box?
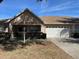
[0,40,73,59]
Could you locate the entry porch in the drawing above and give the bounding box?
[12,25,46,40]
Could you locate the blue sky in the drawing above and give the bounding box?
[0,0,79,19]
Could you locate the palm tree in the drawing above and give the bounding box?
[0,0,3,3]
[0,0,47,3]
[37,0,47,2]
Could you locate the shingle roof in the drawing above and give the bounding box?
[40,16,79,24]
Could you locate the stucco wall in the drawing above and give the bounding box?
[41,25,46,33]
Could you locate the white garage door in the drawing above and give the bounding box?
[46,28,70,38]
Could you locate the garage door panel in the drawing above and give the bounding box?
[46,28,70,38]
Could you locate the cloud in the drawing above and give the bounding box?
[40,1,77,13]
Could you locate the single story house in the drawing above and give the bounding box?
[0,9,79,40]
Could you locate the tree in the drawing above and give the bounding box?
[37,0,47,2]
[0,0,3,3]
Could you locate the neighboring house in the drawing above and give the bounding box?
[0,19,8,32]
[0,9,79,39]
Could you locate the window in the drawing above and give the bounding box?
[25,25,41,32]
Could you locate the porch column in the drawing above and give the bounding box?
[72,24,75,33]
[23,16,26,43]
[9,23,14,39]
[23,26,26,43]
[69,25,71,38]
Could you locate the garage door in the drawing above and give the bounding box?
[46,28,70,38]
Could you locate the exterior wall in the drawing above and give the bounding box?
[41,25,46,33]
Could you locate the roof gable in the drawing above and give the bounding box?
[9,9,44,25]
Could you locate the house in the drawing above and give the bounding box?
[0,9,79,40]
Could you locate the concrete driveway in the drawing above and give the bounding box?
[48,38,79,59]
